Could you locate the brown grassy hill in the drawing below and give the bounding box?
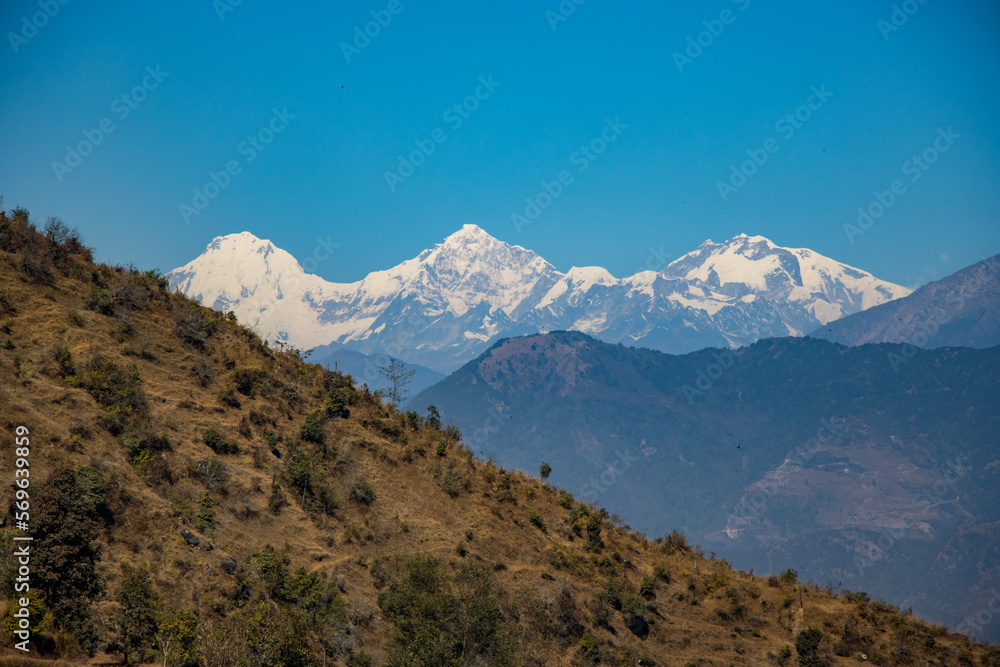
[0,204,997,666]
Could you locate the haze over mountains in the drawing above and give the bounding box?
[168,226,910,372]
[811,253,1000,350]
[6,204,996,664]
[164,223,1000,642]
[415,331,1000,641]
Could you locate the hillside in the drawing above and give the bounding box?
[414,331,1000,642]
[1,205,996,666]
[306,343,444,399]
[811,254,1000,349]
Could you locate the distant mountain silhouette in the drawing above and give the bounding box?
[415,331,1000,640]
[812,254,999,349]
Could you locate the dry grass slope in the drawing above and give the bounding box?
[0,204,996,666]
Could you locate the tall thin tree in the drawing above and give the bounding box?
[377,357,415,408]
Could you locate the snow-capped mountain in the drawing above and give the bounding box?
[167,226,910,372]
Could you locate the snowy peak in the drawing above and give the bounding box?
[662,234,910,324]
[168,228,912,371]
[412,225,558,316]
[441,223,495,246]
[169,232,307,293]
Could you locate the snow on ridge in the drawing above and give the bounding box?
[168,227,912,361]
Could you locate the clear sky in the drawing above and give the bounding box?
[1,1,998,289]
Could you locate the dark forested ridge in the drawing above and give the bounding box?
[415,331,1000,641]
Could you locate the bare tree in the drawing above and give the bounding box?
[376,357,415,408]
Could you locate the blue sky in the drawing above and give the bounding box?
[1,0,998,289]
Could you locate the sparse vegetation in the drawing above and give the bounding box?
[779,567,799,585]
[0,202,994,665]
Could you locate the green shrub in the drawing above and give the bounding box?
[326,390,350,419]
[348,652,373,667]
[109,272,147,311]
[580,632,600,661]
[105,563,159,665]
[378,557,511,666]
[234,367,268,397]
[599,578,624,611]
[300,410,324,444]
[0,289,15,315]
[640,577,657,599]
[425,405,441,429]
[586,515,604,553]
[795,628,828,666]
[266,481,287,515]
[174,304,215,348]
[218,384,241,408]
[33,468,105,654]
[197,492,216,533]
[156,606,201,667]
[285,442,321,498]
[203,429,239,455]
[86,284,113,315]
[528,508,545,530]
[351,481,376,505]
[20,245,55,284]
[85,356,148,434]
[54,343,76,379]
[539,461,552,480]
[264,429,279,453]
[663,529,689,554]
[779,568,798,585]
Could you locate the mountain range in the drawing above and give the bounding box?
[811,253,1000,349]
[5,202,995,663]
[167,227,910,373]
[414,331,1000,641]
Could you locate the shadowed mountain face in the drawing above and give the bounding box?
[414,331,1000,640]
[812,254,1000,350]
